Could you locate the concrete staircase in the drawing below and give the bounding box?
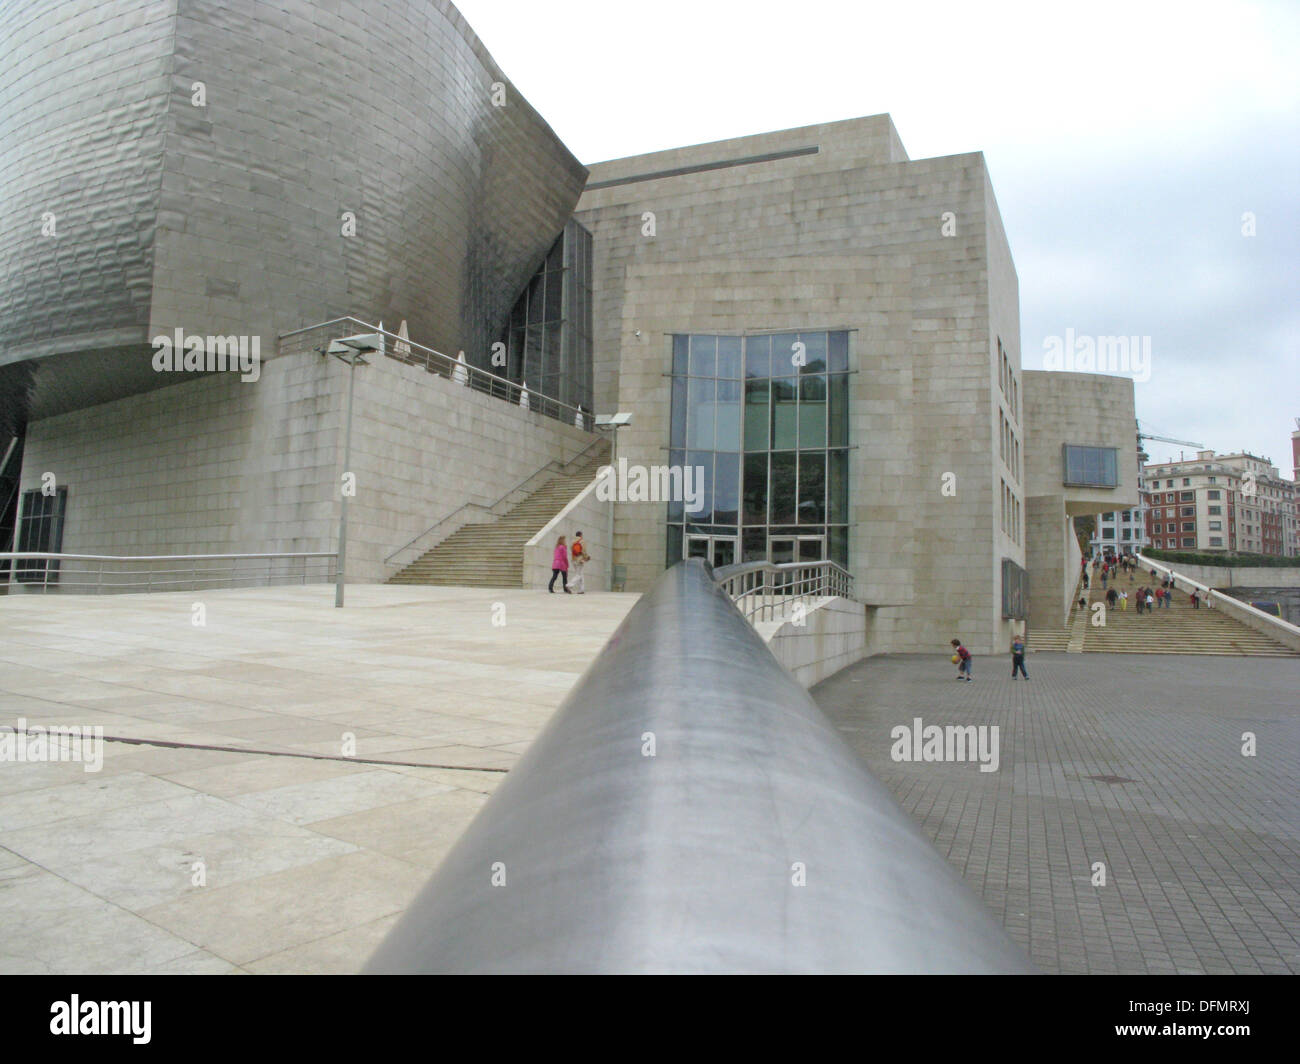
[388,447,607,588]
[1077,577,1298,657]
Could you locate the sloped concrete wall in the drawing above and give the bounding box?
[758,597,868,688]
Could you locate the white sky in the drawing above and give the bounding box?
[458,0,1300,472]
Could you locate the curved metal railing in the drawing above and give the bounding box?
[713,558,855,622]
[365,559,1031,973]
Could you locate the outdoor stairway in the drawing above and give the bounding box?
[1077,579,1298,657]
[388,446,608,588]
[1031,624,1073,652]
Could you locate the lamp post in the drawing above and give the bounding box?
[324,332,381,607]
[595,412,632,591]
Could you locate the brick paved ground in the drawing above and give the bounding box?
[812,651,1300,974]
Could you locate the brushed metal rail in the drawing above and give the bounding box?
[366,559,1032,973]
[0,551,336,594]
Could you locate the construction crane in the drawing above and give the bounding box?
[1135,420,1203,458]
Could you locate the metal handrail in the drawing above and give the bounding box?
[382,436,609,568]
[713,558,856,623]
[0,551,336,595]
[364,560,1031,973]
[279,316,594,429]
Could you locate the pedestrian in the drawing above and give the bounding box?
[1137,587,1146,614]
[1119,588,1128,611]
[1161,585,1172,609]
[548,535,571,593]
[1145,590,1155,612]
[1101,569,1108,588]
[1082,572,1090,590]
[1107,587,1118,608]
[950,639,973,681]
[1078,593,1087,612]
[1010,632,1029,680]
[1191,590,1200,610]
[570,531,588,594]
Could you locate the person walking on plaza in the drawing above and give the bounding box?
[1191,590,1201,609]
[1106,587,1118,609]
[951,639,973,681]
[1146,590,1155,613]
[1161,584,1172,608]
[548,535,571,594]
[570,531,588,594]
[1101,567,1108,589]
[1119,588,1128,611]
[1010,632,1029,680]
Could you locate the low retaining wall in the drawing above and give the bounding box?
[1143,561,1300,590]
[1137,554,1300,653]
[756,596,868,688]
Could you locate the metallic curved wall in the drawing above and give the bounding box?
[0,0,586,420]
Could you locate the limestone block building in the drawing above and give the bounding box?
[575,118,1137,651]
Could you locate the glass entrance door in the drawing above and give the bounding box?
[797,536,825,562]
[686,534,737,569]
[769,535,824,563]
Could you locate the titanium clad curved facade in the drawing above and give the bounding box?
[0,0,587,420]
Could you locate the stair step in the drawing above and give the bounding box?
[388,446,609,588]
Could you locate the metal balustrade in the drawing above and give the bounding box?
[279,317,591,429]
[0,552,336,595]
[713,558,856,623]
[365,560,1030,973]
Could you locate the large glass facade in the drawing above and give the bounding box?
[500,217,594,415]
[667,331,850,569]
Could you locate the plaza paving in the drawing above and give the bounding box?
[3,584,1297,974]
[0,584,638,973]
[813,651,1300,974]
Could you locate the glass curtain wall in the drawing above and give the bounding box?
[500,217,594,415]
[667,331,850,568]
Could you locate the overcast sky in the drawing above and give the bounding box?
[457,0,1299,474]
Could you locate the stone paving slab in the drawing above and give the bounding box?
[812,651,1300,974]
[0,584,638,974]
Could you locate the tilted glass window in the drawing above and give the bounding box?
[1062,445,1119,487]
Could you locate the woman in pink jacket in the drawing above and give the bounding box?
[548,535,571,594]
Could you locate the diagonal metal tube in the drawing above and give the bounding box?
[366,559,1033,973]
